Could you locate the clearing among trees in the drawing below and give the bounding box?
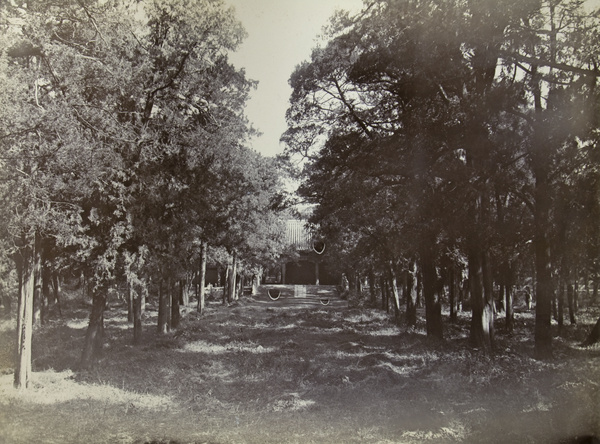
[0,284,598,444]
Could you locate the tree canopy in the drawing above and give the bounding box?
[284,0,600,357]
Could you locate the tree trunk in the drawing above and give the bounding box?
[421,243,443,340]
[51,272,62,316]
[228,253,237,302]
[388,262,401,323]
[222,266,229,304]
[557,280,565,334]
[127,284,133,322]
[369,269,377,307]
[379,275,387,311]
[158,278,170,334]
[581,316,600,346]
[406,261,418,327]
[504,263,514,332]
[133,284,142,345]
[469,249,494,351]
[532,73,554,358]
[32,235,42,328]
[533,174,554,359]
[171,281,181,330]
[80,284,107,370]
[41,265,51,323]
[567,283,576,325]
[198,241,207,313]
[14,245,34,389]
[449,265,457,323]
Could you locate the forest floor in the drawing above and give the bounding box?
[0,284,599,444]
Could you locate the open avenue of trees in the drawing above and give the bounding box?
[0,0,288,387]
[2,0,600,395]
[283,0,600,358]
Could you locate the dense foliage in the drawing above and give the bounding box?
[0,0,288,383]
[284,0,600,357]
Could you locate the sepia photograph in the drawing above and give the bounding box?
[1,0,600,442]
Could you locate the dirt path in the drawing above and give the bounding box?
[0,291,599,443]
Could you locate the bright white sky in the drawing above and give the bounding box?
[226,0,364,158]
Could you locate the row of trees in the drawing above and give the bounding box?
[284,0,600,358]
[1,0,288,388]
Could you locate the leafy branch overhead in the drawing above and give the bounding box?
[1,0,289,377]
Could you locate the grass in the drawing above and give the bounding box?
[0,286,599,443]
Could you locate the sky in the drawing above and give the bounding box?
[225,0,600,159]
[225,0,364,158]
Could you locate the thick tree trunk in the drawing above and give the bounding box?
[449,266,457,323]
[379,276,387,311]
[32,236,42,328]
[171,281,181,330]
[567,283,576,325]
[534,174,554,359]
[41,265,51,323]
[14,245,34,389]
[505,281,514,332]
[80,284,107,370]
[503,263,514,332]
[558,281,565,334]
[198,241,207,313]
[406,261,418,327]
[133,285,142,345]
[222,266,229,304]
[469,249,494,351]
[51,272,62,316]
[127,284,133,322]
[228,253,237,302]
[157,278,170,334]
[421,244,443,340]
[581,316,600,346]
[369,269,377,307]
[141,279,147,314]
[388,262,401,323]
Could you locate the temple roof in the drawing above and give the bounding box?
[285,219,312,250]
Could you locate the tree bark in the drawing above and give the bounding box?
[222,266,229,304]
[14,244,34,389]
[228,253,237,302]
[80,284,107,370]
[369,269,377,307]
[504,263,514,332]
[133,284,142,345]
[198,241,207,313]
[533,168,554,359]
[171,280,181,329]
[406,261,418,327]
[127,283,133,322]
[51,271,62,316]
[158,278,170,333]
[558,280,565,334]
[469,249,494,351]
[581,316,600,346]
[388,262,401,323]
[421,243,443,340]
[449,265,457,323]
[567,283,576,325]
[32,235,42,328]
[41,265,51,323]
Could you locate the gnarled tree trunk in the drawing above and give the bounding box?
[80,283,107,369]
[14,243,34,389]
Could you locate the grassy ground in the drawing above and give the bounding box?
[0,285,599,444]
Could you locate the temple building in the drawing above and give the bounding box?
[264,219,338,285]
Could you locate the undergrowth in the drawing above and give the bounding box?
[0,288,599,443]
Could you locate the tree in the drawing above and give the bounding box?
[0,0,258,374]
[285,0,600,356]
